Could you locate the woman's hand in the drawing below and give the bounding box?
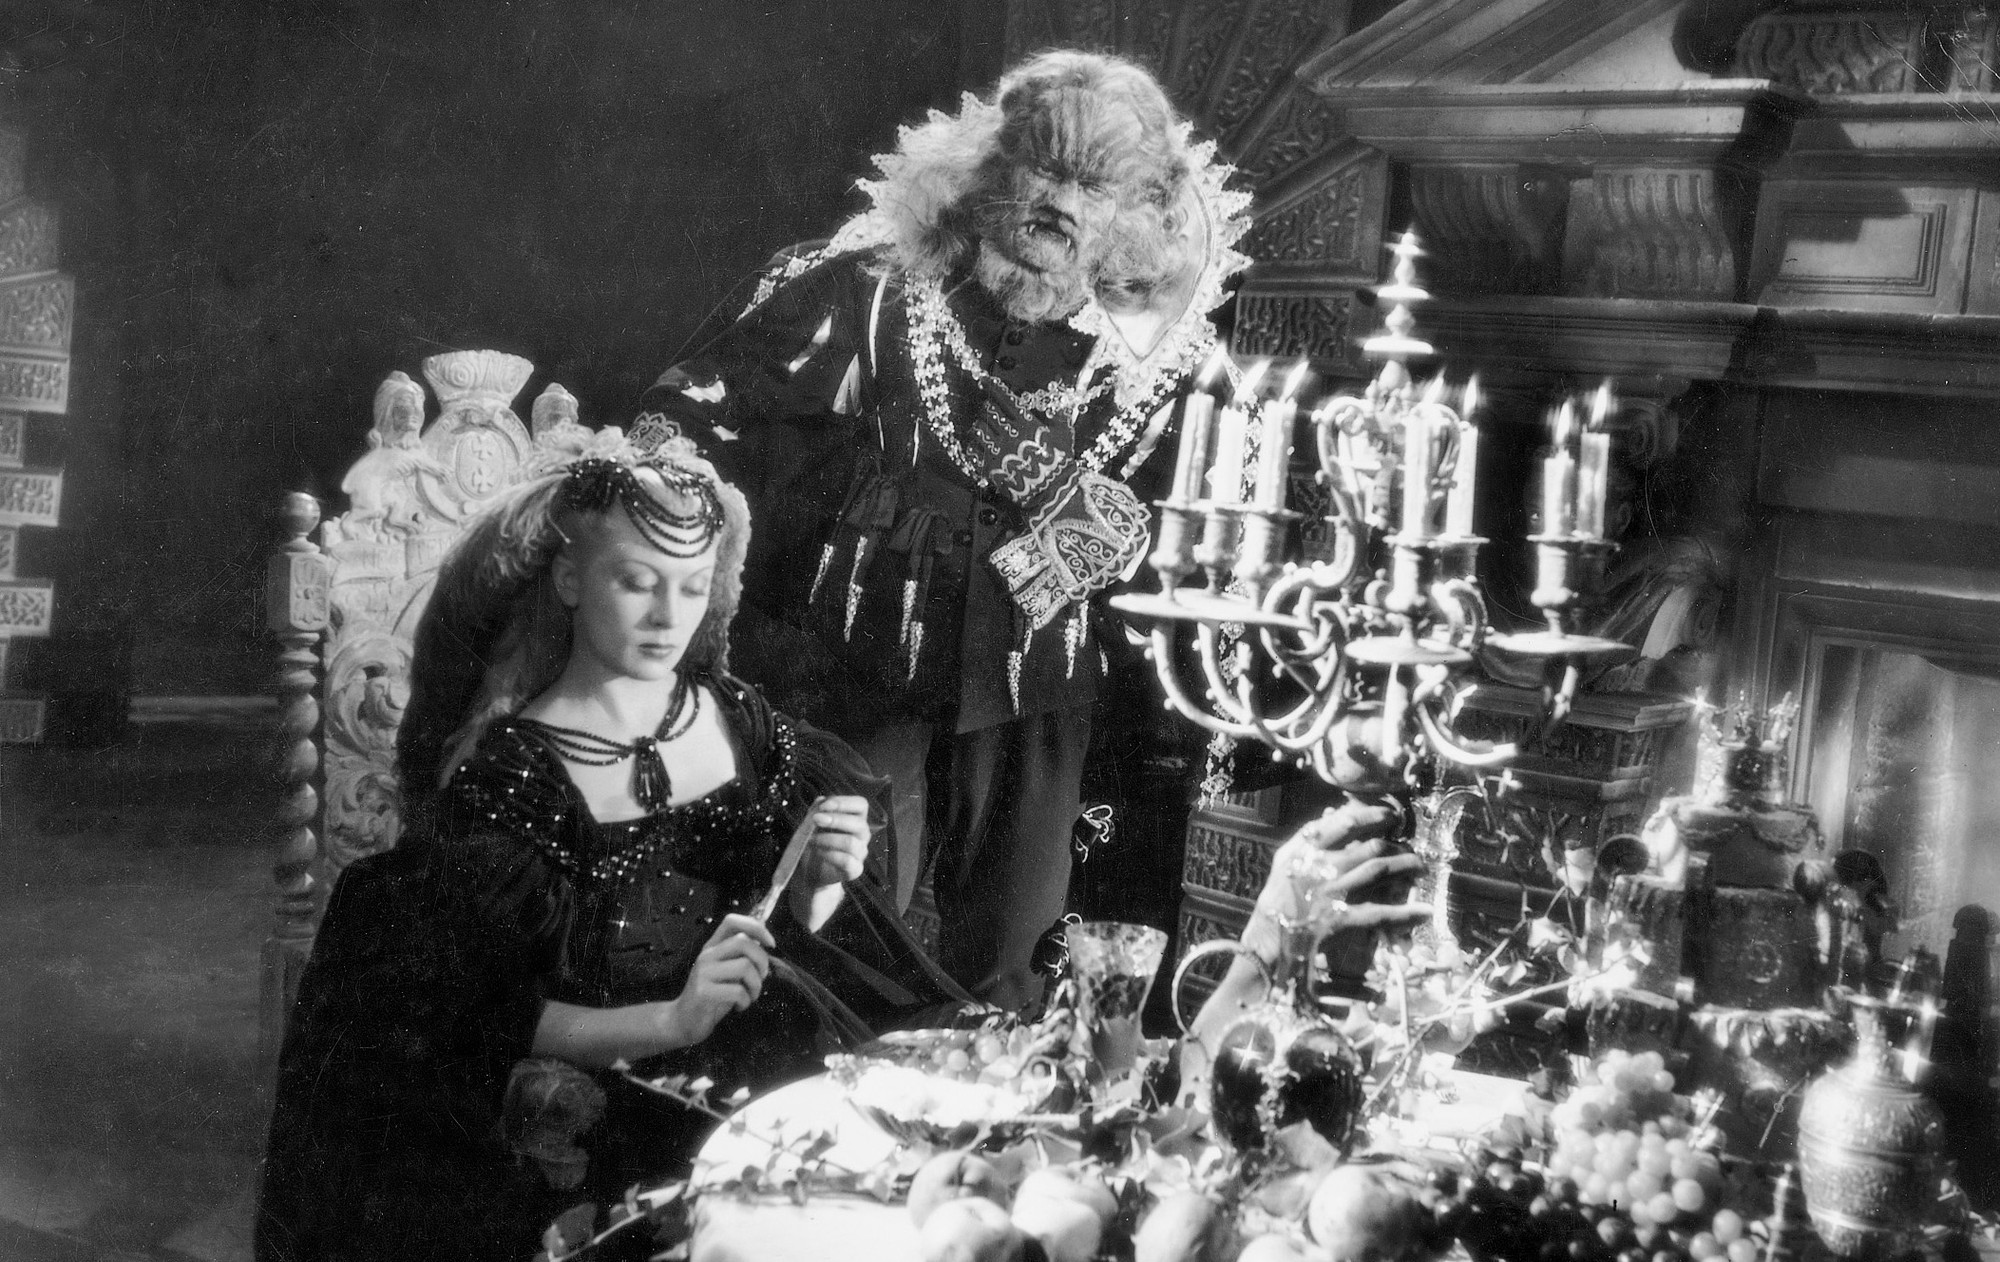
[791,794,871,890]
[659,914,776,1049]
[784,794,870,934]
[531,915,777,1067]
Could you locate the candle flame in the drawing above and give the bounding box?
[1589,379,1614,430]
[1552,400,1577,448]
[1233,359,1272,404]
[1279,360,1310,403]
[1420,375,1446,405]
[1198,345,1230,389]
[1461,375,1480,421]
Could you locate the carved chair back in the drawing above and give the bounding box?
[263,349,586,1066]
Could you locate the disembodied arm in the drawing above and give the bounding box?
[1184,800,1429,1074]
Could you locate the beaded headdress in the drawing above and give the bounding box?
[557,456,725,557]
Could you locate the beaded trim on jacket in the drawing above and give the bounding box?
[903,275,1183,490]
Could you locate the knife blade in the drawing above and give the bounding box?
[750,812,816,923]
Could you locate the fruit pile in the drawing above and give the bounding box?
[908,1153,1124,1262]
[1439,1052,1757,1262]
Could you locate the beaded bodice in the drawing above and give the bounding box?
[442,685,803,1007]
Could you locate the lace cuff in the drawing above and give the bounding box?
[987,471,1149,631]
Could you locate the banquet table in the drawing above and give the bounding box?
[685,1065,1535,1262]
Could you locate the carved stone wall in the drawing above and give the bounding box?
[0,122,73,744]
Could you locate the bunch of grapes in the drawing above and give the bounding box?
[1428,1053,1765,1262]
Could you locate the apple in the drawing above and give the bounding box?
[921,1196,1034,1262]
[1134,1190,1232,1262]
[1306,1164,1432,1262]
[1012,1167,1118,1225]
[1010,1192,1104,1262]
[909,1151,1012,1227]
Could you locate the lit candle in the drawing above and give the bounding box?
[1577,430,1610,538]
[1172,391,1215,503]
[1444,378,1480,536]
[1171,348,1228,502]
[1401,409,1432,538]
[1576,381,1614,537]
[1446,378,1480,537]
[1208,360,1267,505]
[1541,402,1576,536]
[1255,361,1308,509]
[1208,404,1248,506]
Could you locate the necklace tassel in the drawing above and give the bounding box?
[630,736,672,813]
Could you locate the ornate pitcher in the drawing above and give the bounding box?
[1172,846,1365,1159]
[1796,992,1944,1260]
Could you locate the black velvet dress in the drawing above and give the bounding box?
[256,677,967,1262]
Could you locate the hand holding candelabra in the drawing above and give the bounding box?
[1111,230,1634,793]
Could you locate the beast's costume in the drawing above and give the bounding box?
[633,148,1249,1009]
[257,678,965,1262]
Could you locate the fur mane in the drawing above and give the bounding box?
[851,92,1004,282]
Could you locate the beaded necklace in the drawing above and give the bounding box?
[904,276,1181,488]
[516,672,700,814]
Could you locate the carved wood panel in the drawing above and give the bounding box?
[1240,149,1385,276]
[1735,11,1929,94]
[1230,287,1360,367]
[1564,168,1737,301]
[1750,184,1978,314]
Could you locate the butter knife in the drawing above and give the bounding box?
[749,815,815,923]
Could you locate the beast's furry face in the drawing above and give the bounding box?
[966,64,1191,323]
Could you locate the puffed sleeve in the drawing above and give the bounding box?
[268,730,578,1159]
[637,246,879,447]
[258,770,579,1262]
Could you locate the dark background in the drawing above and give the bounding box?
[3,0,1002,710]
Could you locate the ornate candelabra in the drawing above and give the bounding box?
[1111,231,1632,795]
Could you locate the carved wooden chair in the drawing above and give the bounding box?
[260,349,588,1067]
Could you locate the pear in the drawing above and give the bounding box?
[921,1196,1035,1262]
[909,1151,1012,1227]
